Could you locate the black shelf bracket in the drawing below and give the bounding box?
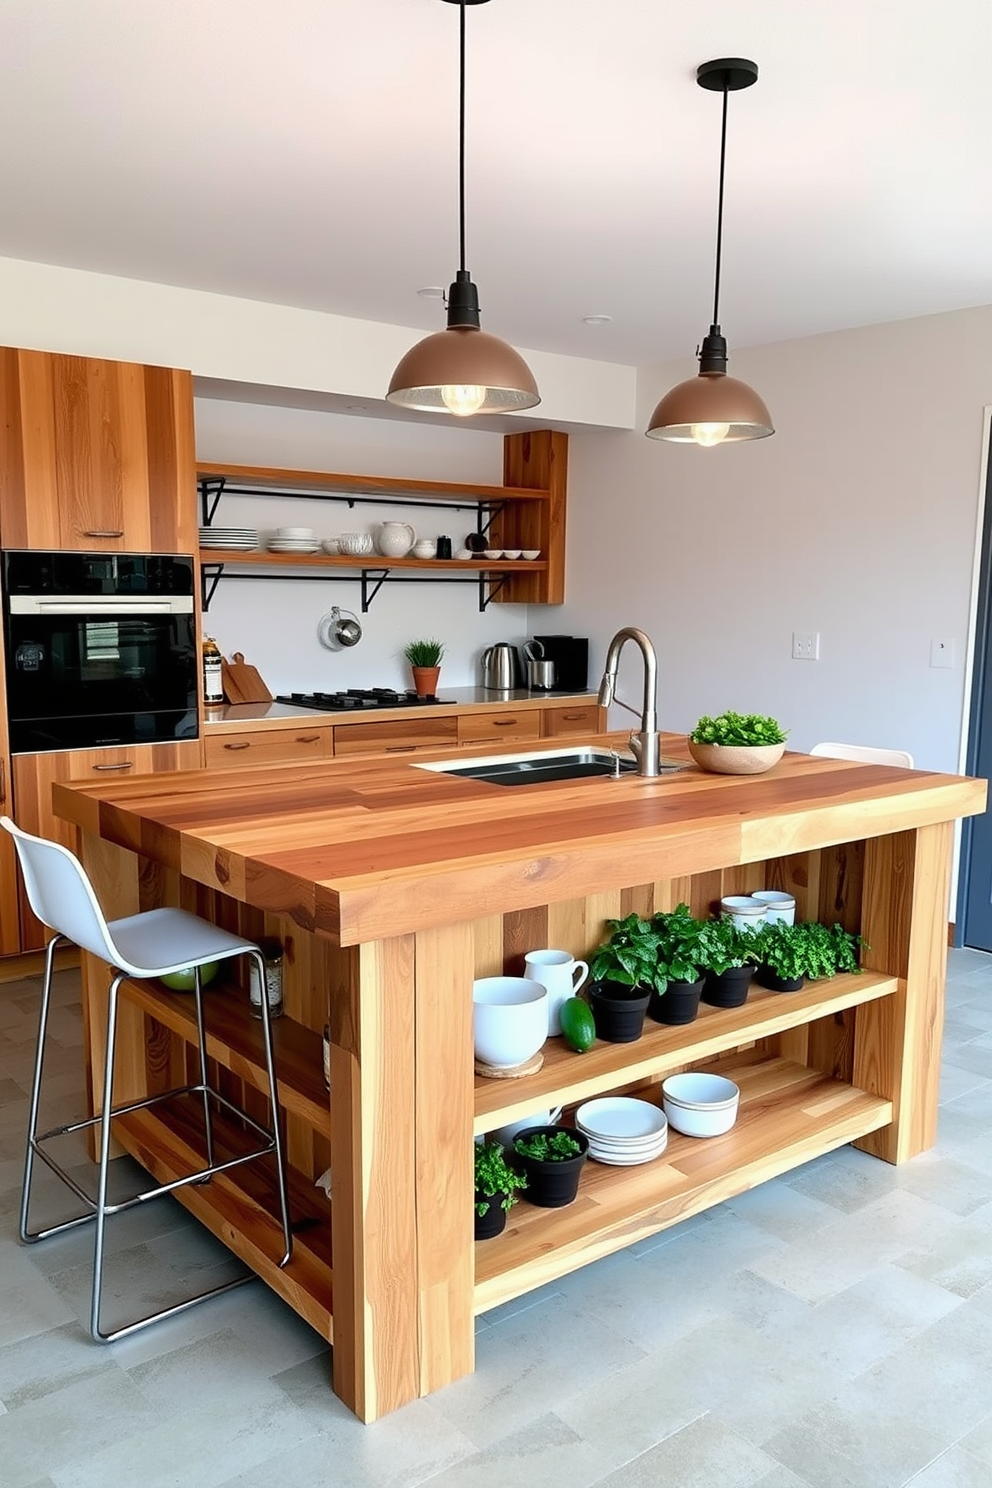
[201,563,224,611]
[199,477,227,527]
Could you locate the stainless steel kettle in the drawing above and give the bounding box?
[481,642,517,690]
[522,640,556,691]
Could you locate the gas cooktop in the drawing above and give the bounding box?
[276,688,454,712]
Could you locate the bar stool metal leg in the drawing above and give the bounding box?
[248,946,293,1268]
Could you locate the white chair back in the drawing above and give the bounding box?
[0,816,124,965]
[810,742,914,768]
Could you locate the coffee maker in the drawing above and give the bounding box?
[530,635,589,693]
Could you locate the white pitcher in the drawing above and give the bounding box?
[376,521,416,557]
[523,949,590,1036]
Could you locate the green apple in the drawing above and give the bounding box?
[160,961,220,992]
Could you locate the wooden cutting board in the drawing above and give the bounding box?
[221,652,273,705]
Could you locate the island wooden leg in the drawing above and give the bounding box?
[854,822,952,1163]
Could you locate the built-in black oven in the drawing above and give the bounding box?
[2,551,198,752]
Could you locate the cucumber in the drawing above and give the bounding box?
[559,996,596,1053]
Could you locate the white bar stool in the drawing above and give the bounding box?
[1,815,293,1342]
[810,741,915,768]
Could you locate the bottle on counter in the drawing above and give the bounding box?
[202,636,223,705]
[248,937,284,1019]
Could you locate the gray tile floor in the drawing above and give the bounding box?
[0,953,990,1487]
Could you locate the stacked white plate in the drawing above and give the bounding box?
[267,537,321,554]
[575,1096,668,1165]
[199,527,259,550]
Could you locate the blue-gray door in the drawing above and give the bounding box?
[959,449,992,949]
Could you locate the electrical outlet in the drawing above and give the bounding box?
[930,638,955,669]
[792,631,820,661]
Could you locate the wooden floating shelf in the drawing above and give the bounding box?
[473,971,899,1135]
[196,460,551,505]
[122,979,330,1135]
[198,550,546,573]
[474,1053,893,1313]
[115,1100,334,1339]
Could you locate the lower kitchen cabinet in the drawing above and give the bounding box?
[541,703,602,737]
[457,709,541,746]
[332,716,459,756]
[10,742,202,950]
[204,725,332,770]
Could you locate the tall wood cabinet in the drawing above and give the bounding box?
[0,348,196,553]
[0,344,199,956]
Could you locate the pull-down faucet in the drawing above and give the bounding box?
[597,627,661,776]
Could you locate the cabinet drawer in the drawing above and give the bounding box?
[204,727,332,768]
[457,711,542,744]
[333,717,459,756]
[542,705,602,738]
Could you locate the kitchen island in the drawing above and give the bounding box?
[53,737,985,1421]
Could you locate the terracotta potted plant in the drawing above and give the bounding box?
[512,1124,589,1208]
[474,1138,527,1239]
[687,711,788,775]
[403,638,445,698]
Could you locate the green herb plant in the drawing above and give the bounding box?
[591,912,663,993]
[474,1138,527,1217]
[403,638,445,667]
[651,903,721,992]
[754,920,865,982]
[689,711,788,747]
[703,915,763,975]
[753,921,809,983]
[514,1129,583,1162]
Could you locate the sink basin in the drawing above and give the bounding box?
[417,746,685,787]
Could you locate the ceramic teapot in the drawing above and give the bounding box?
[376,521,416,558]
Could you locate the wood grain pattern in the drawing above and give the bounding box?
[495,429,567,605]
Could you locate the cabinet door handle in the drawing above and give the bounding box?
[386,745,417,752]
[492,719,517,727]
[297,734,321,744]
[562,713,585,721]
[93,761,133,772]
[224,741,252,751]
[83,529,125,538]
[0,757,5,803]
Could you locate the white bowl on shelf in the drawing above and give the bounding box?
[321,538,340,555]
[338,532,375,557]
[662,1073,740,1138]
[483,549,503,560]
[521,549,540,560]
[502,548,522,560]
[276,527,314,539]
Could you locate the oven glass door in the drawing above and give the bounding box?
[6,607,197,751]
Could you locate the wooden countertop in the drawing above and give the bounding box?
[203,688,598,733]
[53,736,986,947]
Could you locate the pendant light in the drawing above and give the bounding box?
[647,58,773,446]
[387,0,539,417]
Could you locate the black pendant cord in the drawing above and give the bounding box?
[458,0,467,275]
[711,85,729,330]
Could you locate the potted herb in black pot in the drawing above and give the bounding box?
[512,1124,589,1208]
[752,920,809,992]
[588,913,656,1042]
[700,915,760,1008]
[798,920,865,979]
[648,904,710,1024]
[474,1138,527,1239]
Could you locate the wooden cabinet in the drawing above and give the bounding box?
[204,725,332,770]
[0,615,16,956]
[332,716,459,756]
[457,709,541,745]
[11,742,201,948]
[197,429,566,611]
[541,704,602,737]
[0,347,196,553]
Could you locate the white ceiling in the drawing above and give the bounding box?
[3,0,991,370]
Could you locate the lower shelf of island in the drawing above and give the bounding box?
[473,1051,893,1313]
[113,1098,334,1339]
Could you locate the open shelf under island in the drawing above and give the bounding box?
[52,733,985,1422]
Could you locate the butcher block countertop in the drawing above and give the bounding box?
[53,735,986,948]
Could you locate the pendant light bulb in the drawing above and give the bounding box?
[646,58,772,446]
[690,422,730,448]
[386,0,539,418]
[440,383,487,417]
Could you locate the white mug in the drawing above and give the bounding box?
[472,976,549,1069]
[751,890,796,926]
[720,895,768,933]
[523,949,590,1036]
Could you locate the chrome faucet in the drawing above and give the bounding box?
[597,627,661,776]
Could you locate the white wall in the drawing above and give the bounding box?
[551,306,992,772]
[195,398,544,693]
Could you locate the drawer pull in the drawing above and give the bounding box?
[224,741,252,751]
[386,745,417,752]
[562,713,585,721]
[93,761,133,772]
[83,529,124,538]
[492,719,517,727]
[297,734,321,744]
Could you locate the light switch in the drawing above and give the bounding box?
[792,631,820,661]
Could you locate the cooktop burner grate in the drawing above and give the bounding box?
[275,688,454,712]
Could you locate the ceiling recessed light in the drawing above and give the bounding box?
[582,314,613,326]
[417,286,445,299]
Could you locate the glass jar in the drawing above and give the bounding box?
[202,636,223,705]
[248,938,284,1018]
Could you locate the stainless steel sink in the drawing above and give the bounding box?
[417,746,686,787]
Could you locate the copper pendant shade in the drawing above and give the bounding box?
[387,0,540,417]
[647,58,773,446]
